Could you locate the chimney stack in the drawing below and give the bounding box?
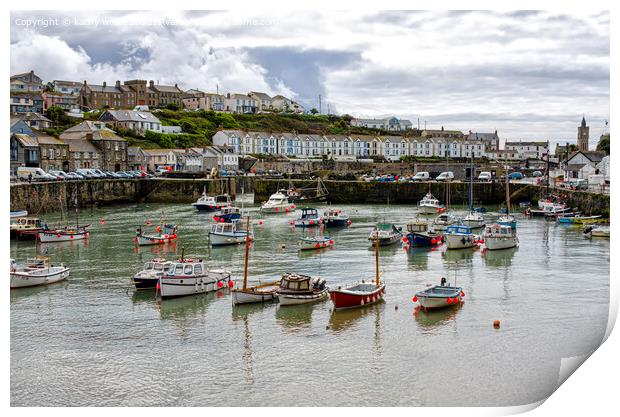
[149,80,154,88]
[115,80,121,88]
[102,81,106,88]
[86,132,94,141]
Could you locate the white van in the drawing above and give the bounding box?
[435,171,454,181]
[76,168,98,179]
[412,171,430,181]
[478,171,492,181]
[16,167,56,181]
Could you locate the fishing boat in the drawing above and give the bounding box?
[134,214,178,246]
[329,237,385,310]
[299,235,334,251]
[584,224,610,238]
[483,224,518,250]
[404,219,443,247]
[232,216,279,305]
[192,190,232,212]
[564,215,602,224]
[213,206,241,223]
[294,207,323,227]
[368,223,403,246]
[431,213,458,232]
[260,191,293,213]
[276,272,329,306]
[413,277,464,311]
[417,192,445,214]
[10,257,70,289]
[286,178,329,203]
[11,217,45,240]
[131,258,173,289]
[529,203,571,218]
[209,220,253,246]
[462,157,486,229]
[444,225,479,250]
[38,197,90,243]
[322,208,350,228]
[157,252,232,298]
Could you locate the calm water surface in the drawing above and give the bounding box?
[10,199,610,406]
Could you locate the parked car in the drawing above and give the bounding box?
[532,171,543,177]
[117,171,132,179]
[48,170,71,180]
[435,171,454,181]
[507,172,524,180]
[76,168,97,179]
[478,171,492,181]
[64,172,83,180]
[412,171,430,181]
[155,167,170,176]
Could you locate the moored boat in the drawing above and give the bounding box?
[461,212,485,229]
[404,219,443,247]
[322,208,350,228]
[497,214,517,229]
[299,235,334,251]
[135,223,178,246]
[444,225,479,250]
[431,213,458,232]
[213,206,241,223]
[10,257,70,289]
[584,224,610,238]
[260,191,294,214]
[418,192,445,214]
[483,224,518,250]
[413,277,464,311]
[209,220,253,246]
[11,217,45,240]
[294,207,323,227]
[131,258,173,289]
[192,191,232,212]
[286,178,329,203]
[158,255,232,298]
[231,216,279,305]
[329,235,385,310]
[38,226,90,243]
[10,210,28,218]
[368,222,403,246]
[277,272,329,306]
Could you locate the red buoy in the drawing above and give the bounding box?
[447,297,452,304]
[228,280,234,288]
[453,297,459,304]
[315,243,321,248]
[412,295,418,302]
[217,281,223,288]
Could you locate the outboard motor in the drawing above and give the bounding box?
[440,277,447,286]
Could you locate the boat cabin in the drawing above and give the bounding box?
[267,192,287,204]
[219,206,240,215]
[210,222,241,234]
[167,260,205,277]
[376,223,400,233]
[144,259,173,273]
[299,208,319,219]
[278,272,325,293]
[445,225,474,235]
[419,193,439,205]
[407,220,428,233]
[11,217,42,229]
[324,208,344,218]
[484,224,514,236]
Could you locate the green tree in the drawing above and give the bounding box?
[44,105,69,126]
[310,108,319,115]
[596,133,610,155]
[166,102,180,111]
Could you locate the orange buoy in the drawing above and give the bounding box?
[461,290,465,297]
[493,320,501,328]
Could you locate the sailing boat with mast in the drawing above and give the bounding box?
[498,164,517,229]
[329,238,386,309]
[135,211,178,246]
[462,155,485,229]
[38,195,90,243]
[231,216,279,305]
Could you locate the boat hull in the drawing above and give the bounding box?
[159,270,231,298]
[299,237,334,250]
[445,233,477,249]
[415,286,463,310]
[131,275,160,289]
[38,230,89,243]
[485,236,518,250]
[323,218,349,228]
[278,288,329,305]
[260,205,290,214]
[418,205,442,214]
[232,288,278,305]
[294,217,323,227]
[136,234,176,246]
[209,232,251,246]
[10,266,70,288]
[192,203,220,212]
[461,219,485,229]
[406,232,443,247]
[329,283,385,310]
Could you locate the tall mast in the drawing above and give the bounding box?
[505,154,511,215]
[75,194,79,229]
[242,215,251,290]
[469,154,473,211]
[375,237,380,287]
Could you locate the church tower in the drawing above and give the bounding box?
[578,115,589,151]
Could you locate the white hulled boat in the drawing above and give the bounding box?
[192,191,232,212]
[462,212,485,229]
[10,257,70,288]
[158,256,232,298]
[209,220,253,246]
[483,224,518,250]
[432,213,458,232]
[584,224,610,238]
[444,225,479,250]
[418,193,444,214]
[299,236,334,250]
[260,191,293,213]
[368,223,403,246]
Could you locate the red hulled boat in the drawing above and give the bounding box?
[329,238,385,309]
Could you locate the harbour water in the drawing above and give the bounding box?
[10,200,610,406]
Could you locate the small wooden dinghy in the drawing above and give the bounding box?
[584,224,610,238]
[413,278,463,311]
[232,216,279,305]
[10,257,70,288]
[299,236,334,251]
[329,238,385,310]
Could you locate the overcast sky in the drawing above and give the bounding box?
[10,10,610,149]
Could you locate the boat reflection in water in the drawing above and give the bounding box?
[232,300,275,320]
[441,247,475,264]
[297,246,334,259]
[133,241,177,255]
[157,289,224,321]
[482,246,518,268]
[404,245,441,271]
[328,301,384,333]
[275,302,319,331]
[413,302,463,332]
